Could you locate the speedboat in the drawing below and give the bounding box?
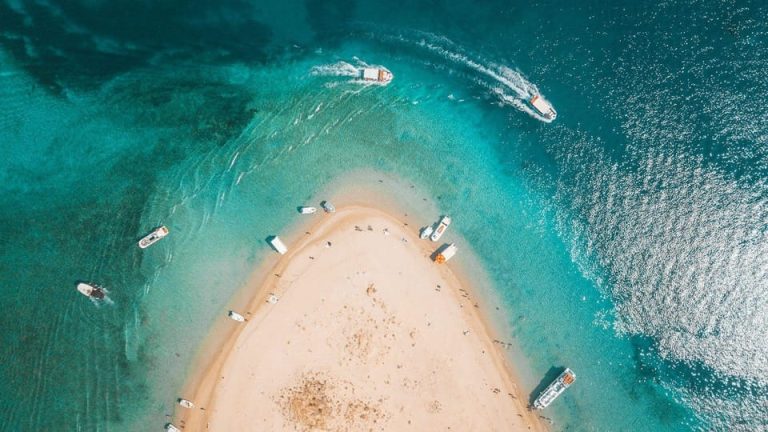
[298,206,317,214]
[430,216,451,242]
[178,398,194,409]
[360,67,393,84]
[419,226,434,240]
[165,424,181,432]
[138,226,169,249]
[321,200,336,213]
[76,282,105,300]
[529,95,557,121]
[228,311,246,322]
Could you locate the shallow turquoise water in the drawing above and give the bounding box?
[0,1,766,431]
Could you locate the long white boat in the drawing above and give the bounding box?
[529,95,557,121]
[178,398,194,409]
[76,282,105,300]
[298,206,317,214]
[533,368,576,409]
[430,216,451,242]
[138,226,169,249]
[360,67,393,84]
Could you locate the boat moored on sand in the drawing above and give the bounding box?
[178,398,194,409]
[138,226,169,249]
[76,282,105,300]
[419,225,434,240]
[228,311,246,322]
[321,200,336,213]
[165,424,181,432]
[433,243,458,264]
[430,216,451,242]
[360,67,393,84]
[298,206,317,214]
[529,95,557,121]
[533,368,576,409]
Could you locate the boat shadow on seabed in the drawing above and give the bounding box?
[528,366,568,407]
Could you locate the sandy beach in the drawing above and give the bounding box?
[175,206,546,432]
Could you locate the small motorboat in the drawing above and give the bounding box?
[321,200,336,213]
[430,216,452,242]
[165,424,181,432]
[419,226,434,240]
[178,398,194,409]
[360,67,393,84]
[298,206,317,214]
[138,226,169,249]
[228,311,246,322]
[529,95,557,121]
[76,282,105,300]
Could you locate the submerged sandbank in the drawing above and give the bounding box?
[174,206,546,431]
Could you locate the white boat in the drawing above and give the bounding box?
[138,226,169,249]
[529,95,557,120]
[430,216,451,242]
[298,206,317,214]
[360,67,393,84]
[419,226,434,240]
[433,243,458,264]
[533,368,576,409]
[321,200,336,213]
[178,398,194,409]
[76,282,105,300]
[228,310,246,322]
[267,293,279,304]
[269,236,288,255]
[165,424,181,432]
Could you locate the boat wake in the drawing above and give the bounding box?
[376,30,554,122]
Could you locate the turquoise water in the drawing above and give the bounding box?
[1,1,767,430]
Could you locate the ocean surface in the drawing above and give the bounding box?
[1,0,767,430]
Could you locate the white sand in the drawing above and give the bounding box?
[176,206,546,432]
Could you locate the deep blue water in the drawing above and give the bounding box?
[1,0,767,430]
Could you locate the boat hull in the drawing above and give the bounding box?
[138,226,169,249]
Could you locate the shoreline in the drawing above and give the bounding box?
[173,199,547,431]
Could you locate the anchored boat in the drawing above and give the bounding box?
[76,282,105,300]
[138,226,169,249]
[178,398,194,409]
[360,67,393,84]
[533,368,576,409]
[430,216,451,242]
[165,424,181,432]
[298,206,317,214]
[529,95,557,121]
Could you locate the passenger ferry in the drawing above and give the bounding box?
[529,95,557,120]
[138,226,169,249]
[360,67,393,84]
[430,216,451,242]
[533,368,576,409]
